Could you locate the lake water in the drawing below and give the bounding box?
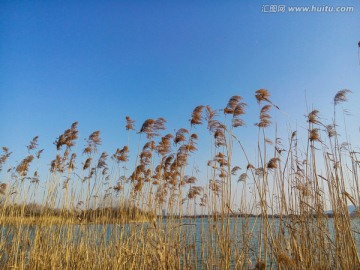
[1,216,360,269]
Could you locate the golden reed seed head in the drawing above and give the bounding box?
[231,166,241,175]
[139,119,155,133]
[187,186,202,199]
[326,124,336,138]
[154,117,166,131]
[334,89,351,105]
[0,148,12,172]
[256,105,272,127]
[134,180,143,192]
[174,128,188,144]
[267,158,280,169]
[125,116,135,130]
[27,136,39,152]
[255,89,270,104]
[16,155,34,176]
[307,110,319,124]
[89,131,101,145]
[83,158,92,170]
[247,163,255,170]
[139,118,165,139]
[309,128,320,142]
[0,183,7,195]
[190,105,205,126]
[224,95,242,114]
[55,122,79,150]
[205,105,217,121]
[186,176,197,184]
[36,149,44,159]
[238,173,247,182]
[214,129,226,147]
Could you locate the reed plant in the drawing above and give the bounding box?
[0,89,359,269]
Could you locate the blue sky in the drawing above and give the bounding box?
[1,1,360,183]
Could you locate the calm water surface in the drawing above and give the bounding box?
[2,217,360,268]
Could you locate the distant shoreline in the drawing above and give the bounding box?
[161,213,347,219]
[0,216,150,225]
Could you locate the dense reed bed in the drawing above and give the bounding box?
[1,89,360,269]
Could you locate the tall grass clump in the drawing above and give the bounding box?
[0,89,359,269]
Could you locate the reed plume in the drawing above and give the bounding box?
[334,89,351,105]
[190,105,204,126]
[36,149,44,159]
[50,154,60,172]
[157,134,173,156]
[238,173,247,182]
[224,95,242,114]
[113,182,123,192]
[139,118,165,139]
[188,133,198,152]
[255,89,270,104]
[267,157,280,169]
[174,128,188,144]
[16,155,34,176]
[231,166,241,175]
[214,152,228,167]
[0,183,7,195]
[0,147,12,172]
[89,131,101,146]
[83,157,92,170]
[232,101,247,128]
[256,104,272,127]
[209,179,221,194]
[255,88,279,109]
[54,122,79,150]
[112,146,129,163]
[326,124,336,138]
[187,186,203,199]
[125,116,135,130]
[307,109,319,124]
[97,152,108,169]
[185,176,197,184]
[140,119,155,133]
[68,153,76,170]
[154,117,166,131]
[27,136,39,153]
[309,128,320,142]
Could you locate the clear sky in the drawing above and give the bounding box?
[1,1,360,185]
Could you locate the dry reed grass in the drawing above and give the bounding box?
[0,89,359,269]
